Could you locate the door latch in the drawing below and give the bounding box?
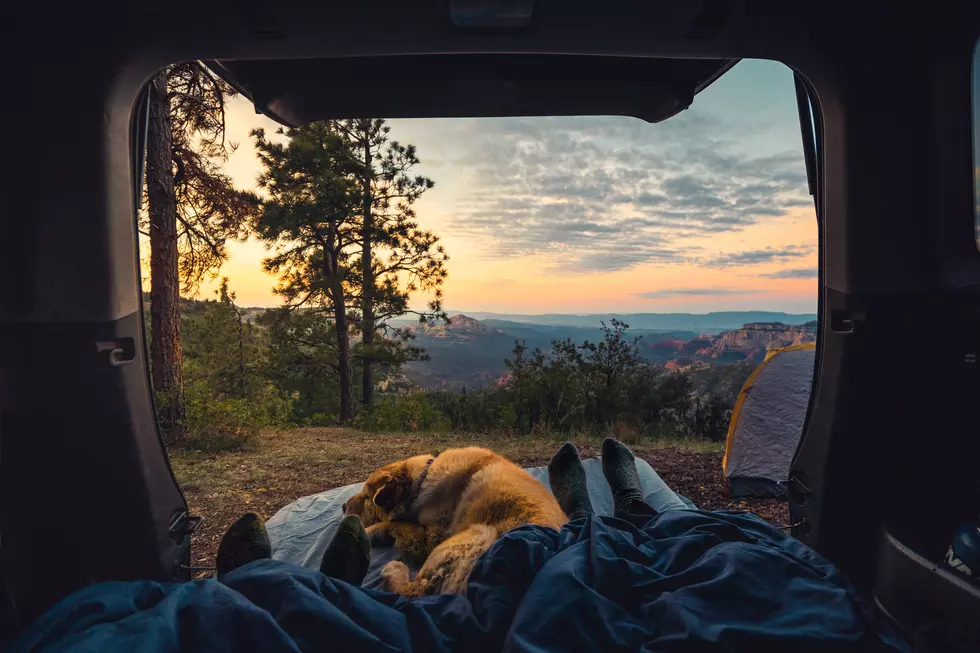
[780,473,812,506]
[95,338,136,367]
[830,310,864,335]
[169,511,202,544]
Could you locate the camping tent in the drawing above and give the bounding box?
[723,343,816,499]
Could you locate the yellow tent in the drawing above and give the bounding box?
[723,343,816,498]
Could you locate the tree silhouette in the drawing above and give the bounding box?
[253,121,449,420]
[251,123,361,421]
[143,62,259,442]
[334,119,448,407]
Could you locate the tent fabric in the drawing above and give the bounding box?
[7,511,909,653]
[266,456,696,590]
[724,343,816,499]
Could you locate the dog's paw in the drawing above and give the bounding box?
[397,548,427,568]
[365,523,394,546]
[380,560,411,592]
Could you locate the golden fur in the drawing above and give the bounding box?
[343,447,567,597]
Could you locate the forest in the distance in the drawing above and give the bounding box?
[153,288,782,451]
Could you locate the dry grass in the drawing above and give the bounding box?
[168,428,786,571]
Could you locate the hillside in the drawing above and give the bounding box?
[402,315,697,390]
[399,315,817,390]
[400,315,519,389]
[480,319,699,344]
[158,296,816,392]
[412,314,502,338]
[449,311,817,333]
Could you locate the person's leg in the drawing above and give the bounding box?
[548,442,595,521]
[601,438,658,519]
[216,513,273,578]
[319,515,371,586]
[217,512,371,586]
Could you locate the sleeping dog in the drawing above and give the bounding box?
[342,447,567,597]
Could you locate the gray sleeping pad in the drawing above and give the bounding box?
[265,456,695,589]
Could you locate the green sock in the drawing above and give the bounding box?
[320,515,371,586]
[216,513,272,578]
[548,442,594,520]
[601,438,644,514]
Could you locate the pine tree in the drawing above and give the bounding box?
[259,308,347,424]
[145,69,182,440]
[143,62,260,443]
[253,121,449,420]
[251,123,361,421]
[181,278,256,401]
[333,119,449,407]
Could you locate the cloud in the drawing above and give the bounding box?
[760,267,819,279]
[440,112,813,272]
[634,192,668,206]
[700,245,814,268]
[635,288,764,299]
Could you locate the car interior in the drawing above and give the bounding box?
[2,0,979,647]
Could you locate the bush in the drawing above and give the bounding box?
[424,390,515,433]
[609,420,642,445]
[304,412,338,427]
[346,320,742,441]
[166,299,746,442]
[169,380,264,452]
[681,394,732,442]
[353,393,451,433]
[249,380,295,427]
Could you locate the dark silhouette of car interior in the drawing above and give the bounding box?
[2,0,979,647]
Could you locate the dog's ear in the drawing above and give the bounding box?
[371,467,411,512]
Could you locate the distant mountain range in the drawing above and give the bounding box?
[160,293,818,392]
[399,314,817,390]
[394,311,816,334]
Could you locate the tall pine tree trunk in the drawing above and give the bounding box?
[146,69,185,443]
[327,256,354,422]
[360,136,375,407]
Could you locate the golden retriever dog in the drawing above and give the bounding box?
[342,447,567,597]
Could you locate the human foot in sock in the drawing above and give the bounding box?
[601,438,646,515]
[319,515,371,586]
[548,442,594,520]
[216,512,272,578]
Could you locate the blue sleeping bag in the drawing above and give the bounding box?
[265,456,695,588]
[9,510,908,652]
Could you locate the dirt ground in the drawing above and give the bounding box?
[169,428,789,571]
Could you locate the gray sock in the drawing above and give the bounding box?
[548,442,594,520]
[216,513,272,578]
[320,515,371,586]
[601,438,644,515]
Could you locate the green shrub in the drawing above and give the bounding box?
[353,394,451,433]
[304,412,337,427]
[423,390,515,433]
[249,380,295,427]
[169,380,264,452]
[609,420,642,445]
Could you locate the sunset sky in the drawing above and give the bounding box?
[184,58,818,314]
